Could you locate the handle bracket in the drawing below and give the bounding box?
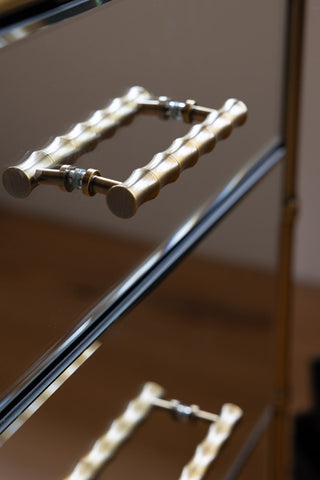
[3,86,247,218]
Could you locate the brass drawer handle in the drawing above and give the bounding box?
[2,87,247,218]
[64,382,243,480]
[2,86,151,199]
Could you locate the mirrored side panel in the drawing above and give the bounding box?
[0,1,287,476]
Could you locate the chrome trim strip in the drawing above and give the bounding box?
[0,0,112,48]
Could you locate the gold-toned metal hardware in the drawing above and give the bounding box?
[63,382,242,480]
[90,175,122,195]
[81,169,101,197]
[2,87,247,218]
[107,98,247,218]
[182,99,197,123]
[151,396,220,423]
[2,86,151,198]
[179,403,242,480]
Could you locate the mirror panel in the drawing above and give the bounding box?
[0,0,287,476]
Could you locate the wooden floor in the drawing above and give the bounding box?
[0,209,319,479]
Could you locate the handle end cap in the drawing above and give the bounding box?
[107,185,137,218]
[2,167,32,198]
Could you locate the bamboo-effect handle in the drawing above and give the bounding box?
[179,403,243,480]
[63,382,243,480]
[64,382,164,480]
[2,86,151,198]
[2,87,247,219]
[107,99,247,218]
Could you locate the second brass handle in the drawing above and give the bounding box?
[107,98,247,217]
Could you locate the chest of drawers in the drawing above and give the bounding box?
[0,1,303,478]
